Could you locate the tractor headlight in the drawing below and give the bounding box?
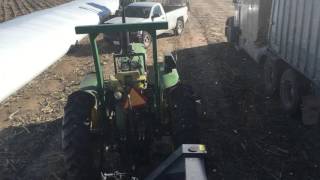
[114,91,123,100]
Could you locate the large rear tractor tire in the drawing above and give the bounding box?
[263,60,282,97]
[280,69,302,114]
[167,84,199,147]
[225,16,239,44]
[62,91,99,180]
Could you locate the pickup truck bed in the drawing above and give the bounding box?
[163,5,184,13]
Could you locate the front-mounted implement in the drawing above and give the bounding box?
[62,22,205,180]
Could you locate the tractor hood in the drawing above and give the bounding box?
[105,17,149,25]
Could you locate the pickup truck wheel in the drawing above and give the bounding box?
[62,91,100,180]
[280,69,302,114]
[143,32,152,48]
[263,60,281,97]
[175,19,184,36]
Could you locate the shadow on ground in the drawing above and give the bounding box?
[1,42,320,180]
[176,42,320,180]
[0,118,64,180]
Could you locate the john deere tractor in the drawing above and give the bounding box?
[62,21,206,180]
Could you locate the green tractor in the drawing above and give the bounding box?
[62,21,202,180]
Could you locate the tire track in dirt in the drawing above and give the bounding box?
[39,0,55,8]
[13,0,27,16]
[8,3,15,18]
[8,1,18,18]
[29,0,47,9]
[0,0,5,22]
[25,0,40,11]
[48,0,60,6]
[20,0,33,13]
[2,0,9,21]
[192,0,233,44]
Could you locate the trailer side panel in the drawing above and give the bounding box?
[269,0,320,86]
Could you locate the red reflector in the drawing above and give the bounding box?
[124,88,147,109]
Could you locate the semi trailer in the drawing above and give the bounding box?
[226,0,320,124]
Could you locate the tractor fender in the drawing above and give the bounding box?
[80,72,98,91]
[66,90,98,127]
[66,90,96,109]
[161,53,180,89]
[78,73,100,106]
[161,69,180,89]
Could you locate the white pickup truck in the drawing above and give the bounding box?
[104,1,189,48]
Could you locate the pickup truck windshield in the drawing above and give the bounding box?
[125,6,152,18]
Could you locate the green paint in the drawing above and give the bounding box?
[114,43,147,75]
[151,31,160,113]
[75,22,168,35]
[161,69,180,89]
[88,34,107,128]
[89,34,105,96]
[75,22,169,121]
[131,43,147,74]
[80,73,98,90]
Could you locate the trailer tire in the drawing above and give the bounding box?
[175,18,184,36]
[225,16,239,44]
[142,31,152,49]
[280,69,301,114]
[263,60,281,97]
[225,16,233,41]
[167,84,199,147]
[62,91,99,180]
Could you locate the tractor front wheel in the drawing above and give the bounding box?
[62,91,100,180]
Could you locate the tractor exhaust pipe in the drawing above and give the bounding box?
[121,2,130,54]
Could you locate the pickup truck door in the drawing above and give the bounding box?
[151,5,167,35]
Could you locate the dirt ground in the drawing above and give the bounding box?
[1,0,320,179]
[0,0,72,22]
